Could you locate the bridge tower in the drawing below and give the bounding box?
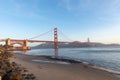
[54,28,58,49]
[54,28,58,57]
[23,40,30,50]
[6,38,11,46]
[5,38,13,50]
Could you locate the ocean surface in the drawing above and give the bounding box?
[13,46,120,73]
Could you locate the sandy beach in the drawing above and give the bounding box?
[11,53,120,80]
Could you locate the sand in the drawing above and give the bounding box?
[11,53,120,80]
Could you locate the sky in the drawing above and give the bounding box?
[0,0,120,44]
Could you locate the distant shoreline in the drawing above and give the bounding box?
[32,43,120,49]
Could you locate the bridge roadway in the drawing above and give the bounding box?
[0,39,73,43]
[11,39,88,44]
[0,38,92,51]
[0,39,90,44]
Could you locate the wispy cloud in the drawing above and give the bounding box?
[60,0,72,11]
[96,0,120,24]
[60,0,92,11]
[60,0,82,11]
[60,0,120,17]
[2,0,40,18]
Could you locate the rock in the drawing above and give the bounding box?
[0,46,36,80]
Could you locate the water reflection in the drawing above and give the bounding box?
[55,49,58,57]
[22,50,28,54]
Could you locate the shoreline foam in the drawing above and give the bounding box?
[48,55,120,75]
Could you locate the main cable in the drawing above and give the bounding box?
[29,28,53,39]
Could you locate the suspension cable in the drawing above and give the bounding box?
[58,29,73,42]
[29,28,53,39]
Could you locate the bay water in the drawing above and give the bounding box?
[13,46,120,73]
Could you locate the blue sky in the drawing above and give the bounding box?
[0,0,120,44]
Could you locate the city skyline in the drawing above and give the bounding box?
[0,0,120,44]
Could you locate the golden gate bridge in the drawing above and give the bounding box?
[0,28,92,51]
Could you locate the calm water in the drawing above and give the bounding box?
[13,47,120,73]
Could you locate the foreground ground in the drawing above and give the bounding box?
[12,53,120,80]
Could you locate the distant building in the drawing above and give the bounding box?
[87,38,90,43]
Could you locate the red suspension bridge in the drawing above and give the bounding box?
[0,28,92,51]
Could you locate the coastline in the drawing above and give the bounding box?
[11,53,120,80]
[48,56,120,75]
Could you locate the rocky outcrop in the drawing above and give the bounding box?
[0,46,36,80]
